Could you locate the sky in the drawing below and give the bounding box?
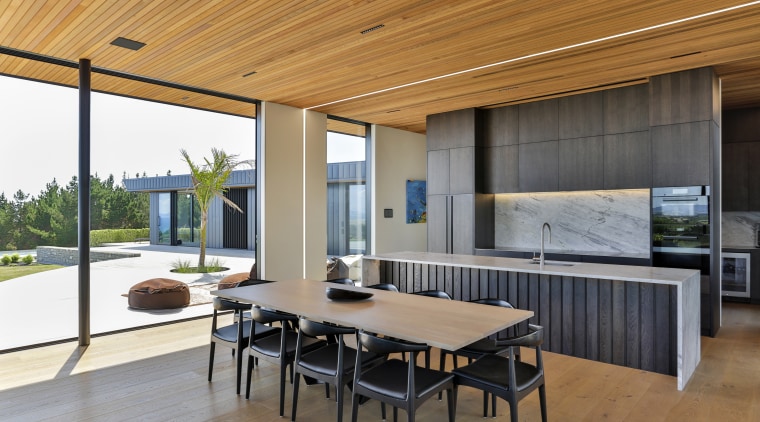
[0,75,364,198]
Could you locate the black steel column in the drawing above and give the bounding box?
[78,59,91,346]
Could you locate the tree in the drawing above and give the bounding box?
[180,148,246,269]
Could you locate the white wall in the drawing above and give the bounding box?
[259,102,328,280]
[371,125,427,253]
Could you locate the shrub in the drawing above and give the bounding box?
[22,255,34,265]
[1,255,10,265]
[10,253,20,264]
[90,228,150,246]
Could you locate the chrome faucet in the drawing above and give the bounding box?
[540,222,552,267]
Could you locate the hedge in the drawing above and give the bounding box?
[90,228,150,246]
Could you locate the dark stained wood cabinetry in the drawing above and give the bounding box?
[559,91,604,139]
[518,141,558,192]
[426,109,492,254]
[519,99,558,143]
[558,136,604,191]
[651,121,711,187]
[603,131,651,189]
[722,141,760,211]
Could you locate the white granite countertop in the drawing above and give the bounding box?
[366,251,698,286]
[477,247,650,259]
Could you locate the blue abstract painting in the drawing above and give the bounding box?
[406,180,426,224]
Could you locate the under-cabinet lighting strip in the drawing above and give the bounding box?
[306,1,760,110]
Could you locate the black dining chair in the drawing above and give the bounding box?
[325,278,355,285]
[245,307,327,416]
[452,324,547,422]
[208,297,278,394]
[291,318,385,422]
[411,290,452,369]
[351,330,457,422]
[438,298,518,411]
[365,283,399,292]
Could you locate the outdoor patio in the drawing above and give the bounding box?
[0,243,256,351]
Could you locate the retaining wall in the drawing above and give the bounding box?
[36,246,141,266]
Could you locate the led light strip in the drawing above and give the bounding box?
[306,1,760,110]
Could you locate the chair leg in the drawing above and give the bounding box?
[336,380,344,422]
[325,382,331,399]
[539,384,548,422]
[491,393,497,417]
[424,349,430,369]
[291,372,301,422]
[438,351,446,400]
[280,362,288,416]
[393,406,399,422]
[447,386,457,422]
[482,391,489,417]
[351,393,361,422]
[235,345,244,395]
[208,342,215,382]
[245,354,255,399]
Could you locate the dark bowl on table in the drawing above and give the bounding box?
[326,287,373,301]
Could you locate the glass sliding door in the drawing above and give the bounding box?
[176,191,200,246]
[157,192,171,245]
[326,117,369,257]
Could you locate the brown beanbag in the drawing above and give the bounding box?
[128,278,190,309]
[218,272,251,289]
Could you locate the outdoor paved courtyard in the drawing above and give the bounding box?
[0,243,256,351]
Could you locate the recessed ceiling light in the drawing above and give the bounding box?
[361,24,385,35]
[242,71,258,77]
[110,37,145,51]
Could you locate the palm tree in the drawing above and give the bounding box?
[180,148,247,269]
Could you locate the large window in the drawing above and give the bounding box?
[327,118,368,257]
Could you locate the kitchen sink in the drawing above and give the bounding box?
[527,260,576,267]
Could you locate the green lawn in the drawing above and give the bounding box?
[0,264,64,282]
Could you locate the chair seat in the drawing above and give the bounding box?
[251,330,324,358]
[212,321,277,343]
[358,358,454,401]
[459,337,508,355]
[453,354,542,392]
[298,344,380,376]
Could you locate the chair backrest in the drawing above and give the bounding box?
[413,289,452,300]
[470,298,513,308]
[251,306,297,325]
[496,324,544,348]
[366,283,399,292]
[357,331,429,355]
[298,317,355,338]
[237,278,277,287]
[325,278,354,285]
[213,296,251,311]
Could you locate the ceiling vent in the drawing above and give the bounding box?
[110,37,145,51]
[361,24,385,35]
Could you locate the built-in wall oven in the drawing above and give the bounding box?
[652,186,711,273]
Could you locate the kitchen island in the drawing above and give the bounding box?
[362,251,701,390]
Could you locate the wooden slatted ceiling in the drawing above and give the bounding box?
[1,1,760,133]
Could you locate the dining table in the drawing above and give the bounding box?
[211,279,534,351]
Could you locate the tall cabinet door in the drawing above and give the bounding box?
[451,194,475,254]
[427,195,449,253]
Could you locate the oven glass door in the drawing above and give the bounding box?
[652,195,709,250]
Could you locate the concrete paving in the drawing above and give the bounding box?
[0,243,256,351]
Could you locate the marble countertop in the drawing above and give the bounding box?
[477,247,650,259]
[365,251,699,285]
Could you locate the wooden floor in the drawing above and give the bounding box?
[1,302,759,421]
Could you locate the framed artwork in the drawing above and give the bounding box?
[406,180,426,223]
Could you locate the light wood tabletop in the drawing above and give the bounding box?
[212,279,533,350]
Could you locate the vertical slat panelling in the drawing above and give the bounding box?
[599,279,613,364]
[437,265,447,291]
[639,283,656,372]
[413,263,422,293]
[573,277,587,358]
[421,265,429,292]
[550,275,563,353]
[626,283,641,368]
[444,265,453,297]
[470,269,480,301]
[527,273,539,325]
[479,269,489,299]
[497,271,507,301]
[612,280,627,366]
[399,262,407,293]
[538,274,552,351]
[586,279,599,361]
[654,284,671,375]
[462,268,472,301]
[562,276,574,355]
[488,270,498,298]
[453,267,462,300]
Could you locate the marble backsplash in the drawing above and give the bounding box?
[722,212,760,248]
[495,189,650,257]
